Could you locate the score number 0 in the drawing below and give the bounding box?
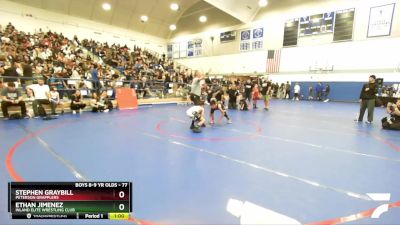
[118,191,125,211]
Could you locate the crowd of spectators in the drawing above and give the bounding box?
[0,22,197,118]
[380,84,400,97]
[0,22,194,100]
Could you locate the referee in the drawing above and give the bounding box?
[190,70,205,105]
[356,75,378,124]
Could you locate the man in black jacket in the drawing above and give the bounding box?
[227,84,240,109]
[356,75,378,124]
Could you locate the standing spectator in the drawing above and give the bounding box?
[252,84,260,109]
[227,84,240,109]
[278,83,285,99]
[324,84,331,102]
[293,83,301,101]
[164,73,171,95]
[70,90,86,114]
[308,86,314,100]
[21,61,33,88]
[91,64,100,92]
[3,61,19,85]
[285,81,291,99]
[355,75,378,124]
[273,83,279,98]
[1,82,28,119]
[189,70,204,105]
[315,82,323,101]
[244,79,253,104]
[27,78,54,117]
[261,80,271,110]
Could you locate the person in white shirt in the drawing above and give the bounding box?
[293,83,301,101]
[27,78,54,117]
[39,50,48,60]
[49,86,64,115]
[69,68,81,89]
[186,104,206,132]
[44,46,52,59]
[189,71,205,105]
[90,91,113,113]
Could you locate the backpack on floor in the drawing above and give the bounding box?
[38,105,47,117]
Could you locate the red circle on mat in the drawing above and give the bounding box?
[6,118,400,225]
[156,119,263,142]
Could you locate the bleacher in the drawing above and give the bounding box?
[1,98,190,117]
[0,22,192,118]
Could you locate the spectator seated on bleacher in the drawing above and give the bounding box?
[48,73,66,99]
[49,86,64,115]
[70,90,86,114]
[90,91,113,113]
[137,77,152,98]
[27,78,56,117]
[1,82,29,119]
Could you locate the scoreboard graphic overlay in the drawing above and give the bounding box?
[8,182,132,220]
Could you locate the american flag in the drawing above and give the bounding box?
[266,49,281,73]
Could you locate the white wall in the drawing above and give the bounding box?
[268,72,400,83]
[172,0,400,82]
[0,0,166,54]
[176,51,268,74]
[280,38,400,72]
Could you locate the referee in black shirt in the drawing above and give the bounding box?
[356,75,378,124]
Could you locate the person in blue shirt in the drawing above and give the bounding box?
[91,64,100,93]
[315,82,323,101]
[48,73,66,99]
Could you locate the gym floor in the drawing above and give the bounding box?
[1,100,399,225]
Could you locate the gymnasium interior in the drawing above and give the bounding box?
[0,0,400,224]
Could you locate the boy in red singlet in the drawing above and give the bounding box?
[252,84,260,109]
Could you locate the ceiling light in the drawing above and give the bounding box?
[102,3,111,11]
[140,15,148,22]
[169,24,177,31]
[170,3,179,11]
[258,0,268,7]
[199,15,207,23]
